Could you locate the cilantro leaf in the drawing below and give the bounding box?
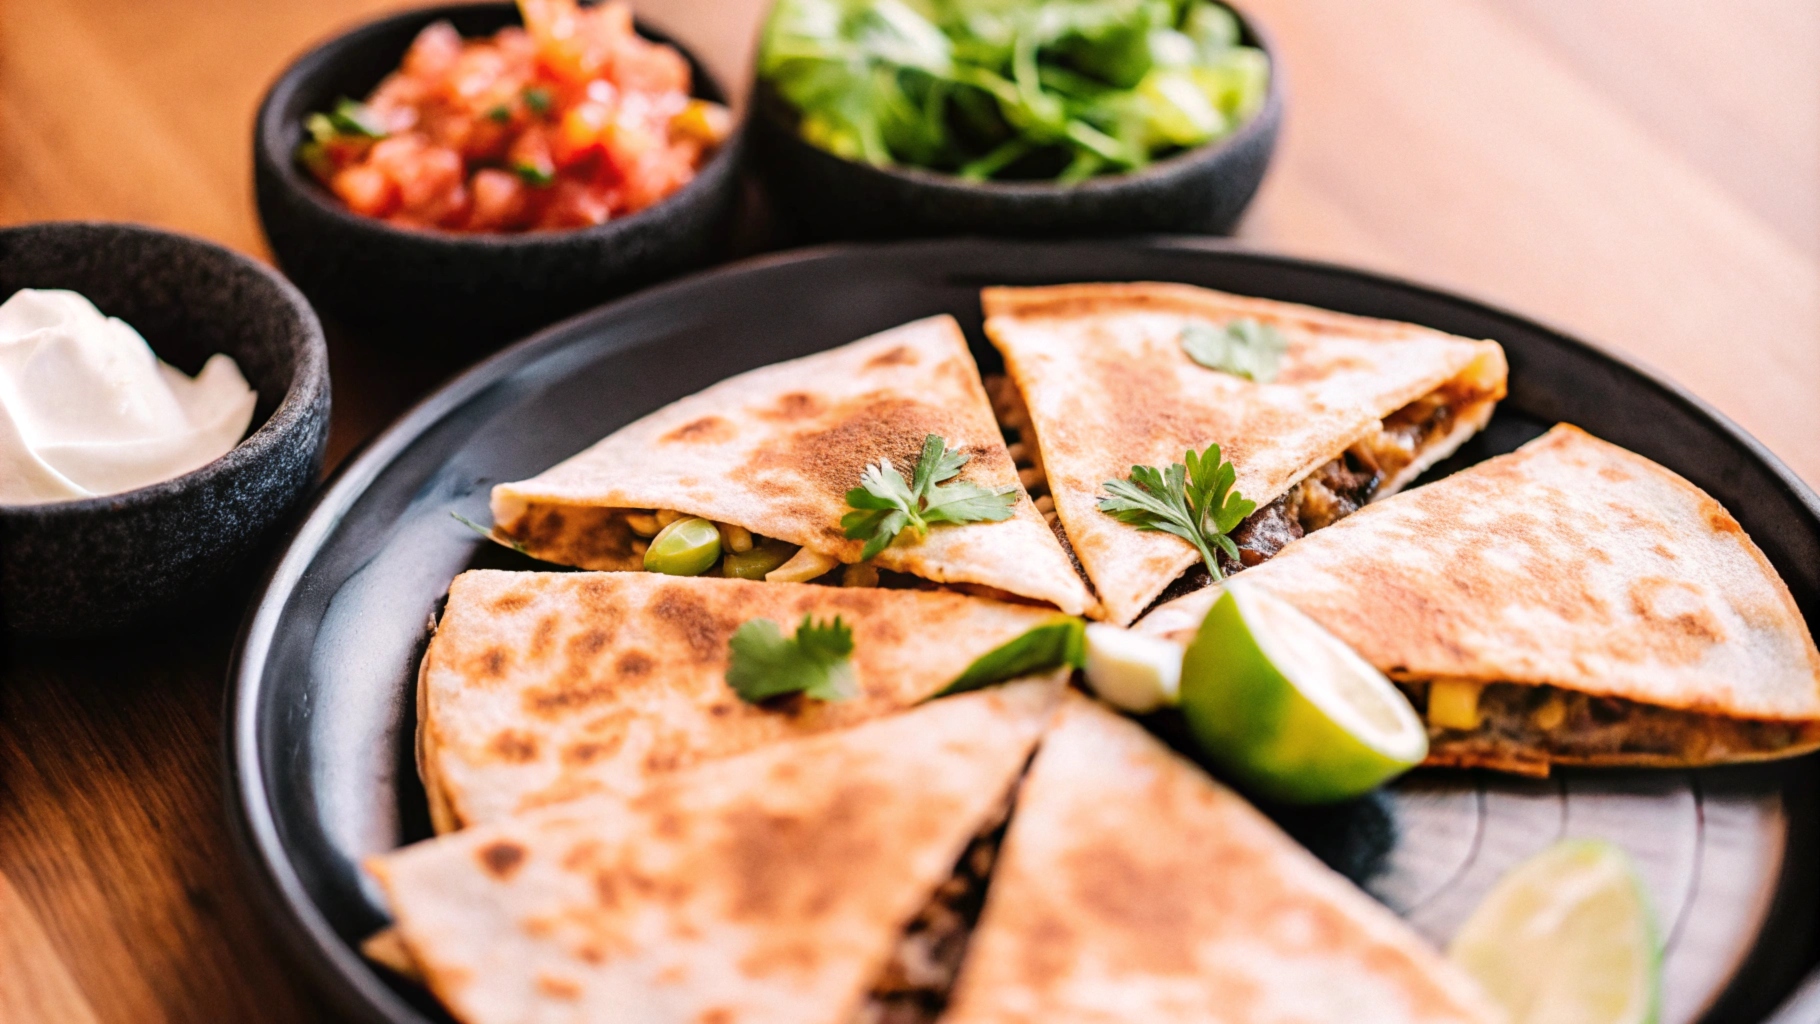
[1097,443,1256,580]
[841,434,1017,560]
[726,614,857,703]
[935,617,1086,698]
[1181,318,1288,382]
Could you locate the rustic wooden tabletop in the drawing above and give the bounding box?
[3,1,1817,1021]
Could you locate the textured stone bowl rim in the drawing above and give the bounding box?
[253,1,743,255]
[0,220,329,522]
[751,0,1283,199]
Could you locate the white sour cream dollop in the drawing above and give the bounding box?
[0,288,257,505]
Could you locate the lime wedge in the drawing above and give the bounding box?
[1178,581,1427,803]
[1449,840,1659,1024]
[1082,623,1184,713]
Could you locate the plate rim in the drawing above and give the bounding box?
[224,235,1820,1023]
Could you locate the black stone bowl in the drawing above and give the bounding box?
[0,222,330,637]
[254,2,744,345]
[751,3,1282,241]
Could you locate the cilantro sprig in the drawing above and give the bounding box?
[1097,443,1255,580]
[726,614,857,703]
[1181,318,1288,382]
[841,434,1018,560]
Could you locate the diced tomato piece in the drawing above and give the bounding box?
[403,21,463,83]
[332,164,399,217]
[469,168,529,230]
[554,100,612,167]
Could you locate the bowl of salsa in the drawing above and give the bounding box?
[255,0,744,344]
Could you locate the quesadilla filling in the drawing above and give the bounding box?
[1400,679,1820,775]
[853,793,1013,1024]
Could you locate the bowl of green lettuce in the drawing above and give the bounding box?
[752,0,1281,239]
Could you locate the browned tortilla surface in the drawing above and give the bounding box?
[942,697,1503,1024]
[1139,424,1820,770]
[372,683,1059,1024]
[490,315,1096,615]
[982,283,1506,624]
[420,570,1071,830]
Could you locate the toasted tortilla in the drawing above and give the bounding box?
[420,570,1073,831]
[1138,425,1820,773]
[981,283,1507,624]
[942,696,1503,1024]
[371,682,1059,1024]
[490,315,1096,615]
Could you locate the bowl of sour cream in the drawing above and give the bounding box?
[0,222,330,636]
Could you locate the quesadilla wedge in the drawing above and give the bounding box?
[981,283,1507,625]
[1137,424,1820,775]
[488,315,1096,615]
[420,570,1078,831]
[370,681,1059,1024]
[941,695,1503,1024]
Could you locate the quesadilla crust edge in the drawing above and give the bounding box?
[488,315,1096,615]
[982,282,1507,625]
[942,697,1504,1024]
[421,570,1074,830]
[372,683,1062,1024]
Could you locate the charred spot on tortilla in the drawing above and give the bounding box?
[756,390,828,422]
[865,344,920,369]
[477,839,527,880]
[662,415,738,445]
[487,729,540,763]
[650,586,736,664]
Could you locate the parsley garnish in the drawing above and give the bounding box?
[841,434,1018,560]
[1097,443,1256,580]
[486,104,513,123]
[523,87,553,115]
[726,615,856,703]
[1181,318,1288,383]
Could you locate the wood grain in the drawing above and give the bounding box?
[2,2,1816,1022]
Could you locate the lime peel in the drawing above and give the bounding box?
[1178,580,1426,803]
[1448,839,1660,1024]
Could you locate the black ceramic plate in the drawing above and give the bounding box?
[228,238,1820,1024]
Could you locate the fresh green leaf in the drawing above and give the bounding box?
[328,98,388,138]
[522,87,553,115]
[935,617,1087,697]
[726,614,857,703]
[451,511,531,556]
[841,434,1017,559]
[486,104,513,123]
[1097,442,1256,579]
[1181,317,1288,382]
[757,0,1269,182]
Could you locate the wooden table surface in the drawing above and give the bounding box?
[3,2,1817,1021]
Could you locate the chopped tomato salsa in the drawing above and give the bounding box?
[298,0,733,233]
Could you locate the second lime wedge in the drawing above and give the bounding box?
[1449,839,1659,1024]
[1178,580,1427,803]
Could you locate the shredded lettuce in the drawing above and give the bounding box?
[759,0,1268,180]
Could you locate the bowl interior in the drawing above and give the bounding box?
[752,0,1279,193]
[260,2,731,234]
[0,222,316,444]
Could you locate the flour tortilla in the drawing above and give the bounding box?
[420,570,1074,831]
[372,682,1059,1024]
[1138,425,1820,770]
[981,283,1507,625]
[490,315,1095,615]
[941,696,1504,1024]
